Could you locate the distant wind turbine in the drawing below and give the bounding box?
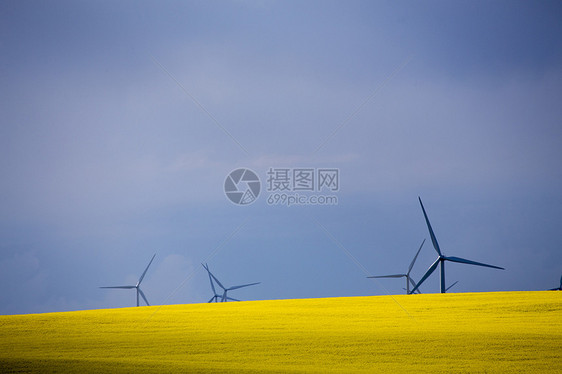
[202,263,260,302]
[100,254,155,307]
[411,197,504,294]
[549,275,562,291]
[367,239,426,294]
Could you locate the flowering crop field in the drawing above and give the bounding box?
[0,291,560,373]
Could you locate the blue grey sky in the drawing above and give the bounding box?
[1,1,561,314]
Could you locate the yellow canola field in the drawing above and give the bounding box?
[0,291,560,373]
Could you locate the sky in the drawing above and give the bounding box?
[1,0,561,314]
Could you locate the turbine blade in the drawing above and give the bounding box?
[443,256,504,270]
[138,254,156,286]
[202,264,217,294]
[209,271,226,291]
[226,297,240,302]
[446,281,459,292]
[209,278,216,294]
[208,296,215,303]
[138,288,150,306]
[99,286,135,289]
[227,282,260,291]
[559,275,562,289]
[367,274,406,279]
[202,264,226,290]
[418,197,442,256]
[410,257,440,294]
[221,291,227,302]
[409,277,421,293]
[408,239,426,274]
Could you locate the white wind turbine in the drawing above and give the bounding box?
[100,254,155,307]
[202,263,260,302]
[368,239,426,294]
[411,197,504,294]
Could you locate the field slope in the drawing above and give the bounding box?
[0,291,560,373]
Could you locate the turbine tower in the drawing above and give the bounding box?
[367,239,426,294]
[100,254,155,307]
[202,263,260,302]
[549,275,562,291]
[411,197,504,294]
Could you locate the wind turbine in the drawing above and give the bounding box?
[202,263,260,302]
[367,239,426,294]
[100,254,156,307]
[549,275,562,291]
[411,197,504,294]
